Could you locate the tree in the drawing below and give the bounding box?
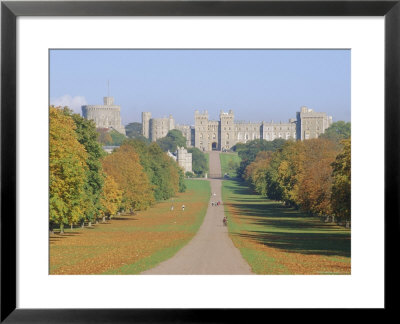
[97,128,113,145]
[296,139,338,216]
[124,139,185,200]
[331,138,351,223]
[49,107,88,233]
[236,138,287,178]
[156,129,187,152]
[102,144,154,211]
[63,108,106,225]
[319,121,351,143]
[109,129,127,146]
[125,122,149,142]
[187,147,208,177]
[100,174,123,222]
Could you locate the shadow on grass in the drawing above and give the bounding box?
[49,232,82,244]
[225,179,351,258]
[233,231,350,257]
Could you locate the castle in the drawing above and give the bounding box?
[82,96,126,135]
[167,147,193,173]
[142,106,333,151]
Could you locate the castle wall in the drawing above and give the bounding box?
[175,124,193,148]
[141,106,332,151]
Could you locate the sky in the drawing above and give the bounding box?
[50,49,351,125]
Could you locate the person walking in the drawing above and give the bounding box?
[182,204,185,211]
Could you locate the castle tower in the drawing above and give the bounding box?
[296,106,333,140]
[82,96,126,135]
[168,114,175,131]
[142,112,152,139]
[219,109,235,151]
[194,110,209,151]
[177,147,192,173]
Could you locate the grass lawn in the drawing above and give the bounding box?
[50,179,211,274]
[219,153,241,178]
[222,179,351,275]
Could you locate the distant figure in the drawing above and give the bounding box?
[223,216,227,226]
[171,205,174,211]
[211,202,214,207]
[213,193,216,197]
[182,204,185,211]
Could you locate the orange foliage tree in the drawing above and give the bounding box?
[296,139,339,216]
[102,144,154,212]
[100,174,123,221]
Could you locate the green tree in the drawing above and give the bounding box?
[124,139,186,201]
[125,122,149,142]
[49,107,88,233]
[187,147,208,177]
[109,129,127,146]
[156,129,187,152]
[319,121,351,142]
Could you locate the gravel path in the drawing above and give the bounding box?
[142,151,253,274]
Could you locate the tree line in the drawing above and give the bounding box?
[49,106,185,233]
[239,122,351,225]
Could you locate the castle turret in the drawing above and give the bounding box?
[142,112,152,139]
[219,110,235,150]
[82,96,126,135]
[194,110,209,151]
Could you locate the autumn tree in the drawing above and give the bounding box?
[331,138,351,224]
[97,128,113,145]
[296,139,339,216]
[236,138,286,178]
[102,144,154,211]
[100,174,123,222]
[49,106,88,233]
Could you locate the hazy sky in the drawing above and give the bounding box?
[50,49,351,125]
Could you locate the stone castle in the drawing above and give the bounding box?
[142,106,333,151]
[82,96,126,135]
[167,147,193,173]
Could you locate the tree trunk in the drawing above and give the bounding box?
[71,224,73,230]
[60,223,64,234]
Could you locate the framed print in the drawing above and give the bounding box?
[1,0,399,322]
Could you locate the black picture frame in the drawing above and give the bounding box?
[1,0,398,322]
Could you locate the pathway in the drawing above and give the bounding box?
[142,151,253,274]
